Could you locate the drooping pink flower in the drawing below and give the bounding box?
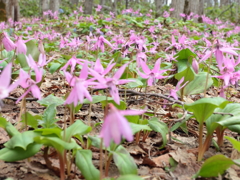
[15,36,27,54]
[192,58,199,74]
[1,32,15,51]
[64,62,96,106]
[0,63,19,100]
[170,77,188,100]
[100,103,145,147]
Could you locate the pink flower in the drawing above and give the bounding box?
[163,11,170,18]
[192,59,199,74]
[170,77,188,100]
[93,36,112,52]
[17,67,43,103]
[100,104,145,147]
[64,62,96,106]
[96,4,102,12]
[0,63,19,100]
[90,64,133,104]
[138,59,168,86]
[15,36,27,54]
[1,32,15,51]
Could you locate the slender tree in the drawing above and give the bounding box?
[155,0,164,18]
[84,0,94,14]
[170,0,185,19]
[49,0,60,13]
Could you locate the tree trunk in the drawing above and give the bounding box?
[206,0,213,7]
[214,0,219,6]
[155,0,164,18]
[0,0,20,22]
[112,0,117,14]
[84,0,93,14]
[100,0,105,5]
[49,0,60,13]
[170,0,186,19]
[40,0,50,18]
[221,0,230,6]
[184,0,203,22]
[70,0,80,7]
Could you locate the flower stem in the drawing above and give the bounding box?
[198,122,204,161]
[58,152,65,180]
[105,154,113,177]
[99,138,104,180]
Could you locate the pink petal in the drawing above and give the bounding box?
[113,64,127,80]
[79,62,88,80]
[152,58,161,73]
[0,63,12,88]
[140,60,151,74]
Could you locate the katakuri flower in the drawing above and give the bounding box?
[90,63,133,104]
[138,59,169,86]
[0,63,19,100]
[100,103,145,147]
[1,32,15,51]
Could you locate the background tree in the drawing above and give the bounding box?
[155,0,164,18]
[49,0,60,13]
[84,0,94,14]
[170,0,185,19]
[0,0,20,22]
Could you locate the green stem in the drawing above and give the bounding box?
[105,154,113,177]
[198,122,204,161]
[100,138,103,180]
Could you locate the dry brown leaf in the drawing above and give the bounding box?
[151,153,170,168]
[169,148,196,165]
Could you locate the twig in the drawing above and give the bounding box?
[217,3,234,18]
[5,96,38,102]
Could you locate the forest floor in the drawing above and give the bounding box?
[1,6,240,180]
[1,70,240,180]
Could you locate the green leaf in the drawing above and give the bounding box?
[206,103,240,135]
[64,120,92,141]
[183,72,213,95]
[0,117,19,137]
[148,117,168,149]
[75,149,100,180]
[113,146,138,175]
[195,154,234,178]
[49,62,62,74]
[16,40,40,68]
[116,175,144,180]
[0,117,8,128]
[174,48,196,82]
[175,66,195,82]
[124,79,143,88]
[4,131,40,150]
[184,97,228,123]
[41,104,58,128]
[129,123,151,134]
[34,136,77,154]
[5,122,20,137]
[34,128,62,137]
[21,112,39,129]
[225,136,240,152]
[37,94,65,107]
[0,143,42,162]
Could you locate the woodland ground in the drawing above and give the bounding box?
[0,6,240,180]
